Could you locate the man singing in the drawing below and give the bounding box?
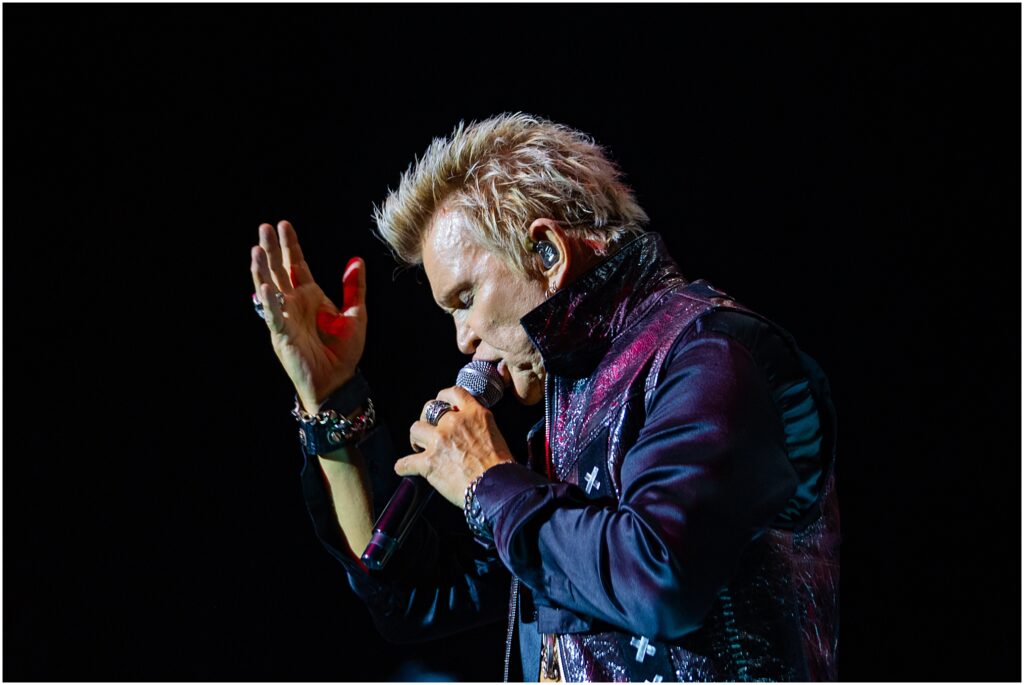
[250,113,839,681]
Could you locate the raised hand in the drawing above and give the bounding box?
[250,220,367,412]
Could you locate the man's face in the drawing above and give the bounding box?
[422,206,549,405]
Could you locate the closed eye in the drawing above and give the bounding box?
[436,284,474,315]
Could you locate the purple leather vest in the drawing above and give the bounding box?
[519,234,839,681]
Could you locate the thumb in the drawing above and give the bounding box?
[342,257,367,316]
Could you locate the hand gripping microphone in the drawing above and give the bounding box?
[360,360,505,571]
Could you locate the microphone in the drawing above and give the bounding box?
[360,360,505,571]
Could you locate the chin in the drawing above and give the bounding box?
[510,374,545,406]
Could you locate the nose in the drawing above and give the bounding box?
[455,315,480,356]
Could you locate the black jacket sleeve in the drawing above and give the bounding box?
[300,423,510,644]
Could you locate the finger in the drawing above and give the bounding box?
[278,221,315,289]
[409,420,436,452]
[259,223,294,294]
[436,385,478,408]
[250,245,270,292]
[394,452,431,478]
[419,398,457,422]
[342,257,367,317]
[251,245,281,302]
[259,282,286,334]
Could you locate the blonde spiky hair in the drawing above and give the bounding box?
[373,112,649,275]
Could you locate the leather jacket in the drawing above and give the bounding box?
[301,233,839,681]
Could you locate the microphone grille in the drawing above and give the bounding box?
[456,360,505,408]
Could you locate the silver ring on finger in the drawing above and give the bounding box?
[424,399,455,426]
[252,291,285,320]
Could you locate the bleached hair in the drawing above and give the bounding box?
[373,112,649,275]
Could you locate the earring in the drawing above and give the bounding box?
[548,283,558,296]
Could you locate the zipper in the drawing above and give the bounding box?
[544,374,554,478]
[503,576,519,683]
[539,373,559,681]
[504,375,552,682]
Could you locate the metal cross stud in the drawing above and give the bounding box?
[584,466,601,494]
[631,635,656,662]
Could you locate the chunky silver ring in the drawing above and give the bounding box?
[252,291,285,320]
[424,399,454,426]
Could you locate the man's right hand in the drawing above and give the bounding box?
[250,220,367,413]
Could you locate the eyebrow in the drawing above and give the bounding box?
[435,283,465,310]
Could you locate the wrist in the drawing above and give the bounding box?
[464,458,514,546]
[294,398,376,454]
[293,370,375,456]
[298,370,360,414]
[309,370,369,413]
[472,453,513,485]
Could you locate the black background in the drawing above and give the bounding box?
[4,4,1020,681]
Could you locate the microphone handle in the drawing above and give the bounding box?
[361,476,433,570]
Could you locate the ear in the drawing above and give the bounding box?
[527,218,571,291]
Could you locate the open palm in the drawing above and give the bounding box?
[250,220,367,412]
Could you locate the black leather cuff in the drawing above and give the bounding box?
[295,370,374,456]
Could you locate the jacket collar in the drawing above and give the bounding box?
[520,232,687,378]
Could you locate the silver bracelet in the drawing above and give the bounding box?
[464,471,494,544]
[293,398,375,454]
